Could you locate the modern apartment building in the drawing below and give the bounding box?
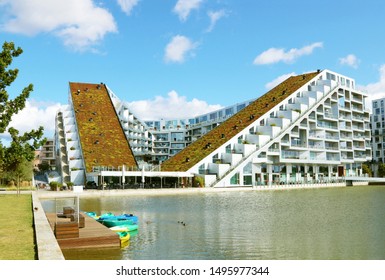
[55,83,138,185]
[55,69,372,187]
[371,97,385,163]
[161,69,372,187]
[144,99,255,163]
[36,138,56,170]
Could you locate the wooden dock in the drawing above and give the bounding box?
[46,212,120,249]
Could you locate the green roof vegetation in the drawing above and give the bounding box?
[70,82,137,173]
[161,72,319,172]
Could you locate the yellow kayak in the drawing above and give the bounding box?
[117,231,130,245]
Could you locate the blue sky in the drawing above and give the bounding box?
[1,0,385,140]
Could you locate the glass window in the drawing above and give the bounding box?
[243,162,252,174]
[225,108,234,116]
[237,104,245,111]
[171,132,184,141]
[200,115,207,122]
[346,79,351,88]
[230,173,240,185]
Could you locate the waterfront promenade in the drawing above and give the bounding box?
[34,181,356,199]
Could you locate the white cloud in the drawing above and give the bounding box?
[359,64,385,110]
[127,90,223,120]
[164,35,198,63]
[206,9,227,32]
[0,100,62,144]
[173,0,203,21]
[0,0,117,51]
[339,54,360,69]
[117,0,139,15]
[265,72,296,89]
[253,42,323,65]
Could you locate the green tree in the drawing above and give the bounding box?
[378,163,385,178]
[362,163,372,177]
[37,161,51,173]
[0,42,34,133]
[0,41,45,192]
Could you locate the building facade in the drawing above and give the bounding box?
[371,97,385,163]
[34,138,56,171]
[55,69,372,187]
[144,99,255,163]
[161,69,372,187]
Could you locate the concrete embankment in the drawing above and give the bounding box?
[32,192,65,260]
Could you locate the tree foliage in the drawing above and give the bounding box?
[362,163,372,177]
[378,163,385,178]
[0,41,46,187]
[0,41,34,133]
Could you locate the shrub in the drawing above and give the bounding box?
[194,176,205,188]
[49,181,62,191]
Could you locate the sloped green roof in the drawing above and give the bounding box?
[161,71,319,172]
[69,82,137,172]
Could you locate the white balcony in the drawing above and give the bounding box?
[246,134,270,147]
[221,153,243,166]
[208,163,230,177]
[277,110,300,121]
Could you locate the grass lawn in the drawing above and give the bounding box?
[0,194,36,260]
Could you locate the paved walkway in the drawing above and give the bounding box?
[32,192,65,260]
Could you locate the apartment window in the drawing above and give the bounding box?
[346,79,351,88]
[376,108,380,115]
[200,115,207,122]
[225,108,234,116]
[237,104,245,111]
[230,173,240,184]
[210,112,217,120]
[171,132,184,141]
[171,143,184,148]
[373,101,378,108]
[243,162,252,174]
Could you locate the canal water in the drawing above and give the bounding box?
[41,185,385,260]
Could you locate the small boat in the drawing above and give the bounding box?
[100,217,138,228]
[97,213,138,226]
[84,211,98,218]
[110,224,139,232]
[116,231,130,245]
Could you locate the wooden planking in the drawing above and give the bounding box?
[46,212,120,249]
